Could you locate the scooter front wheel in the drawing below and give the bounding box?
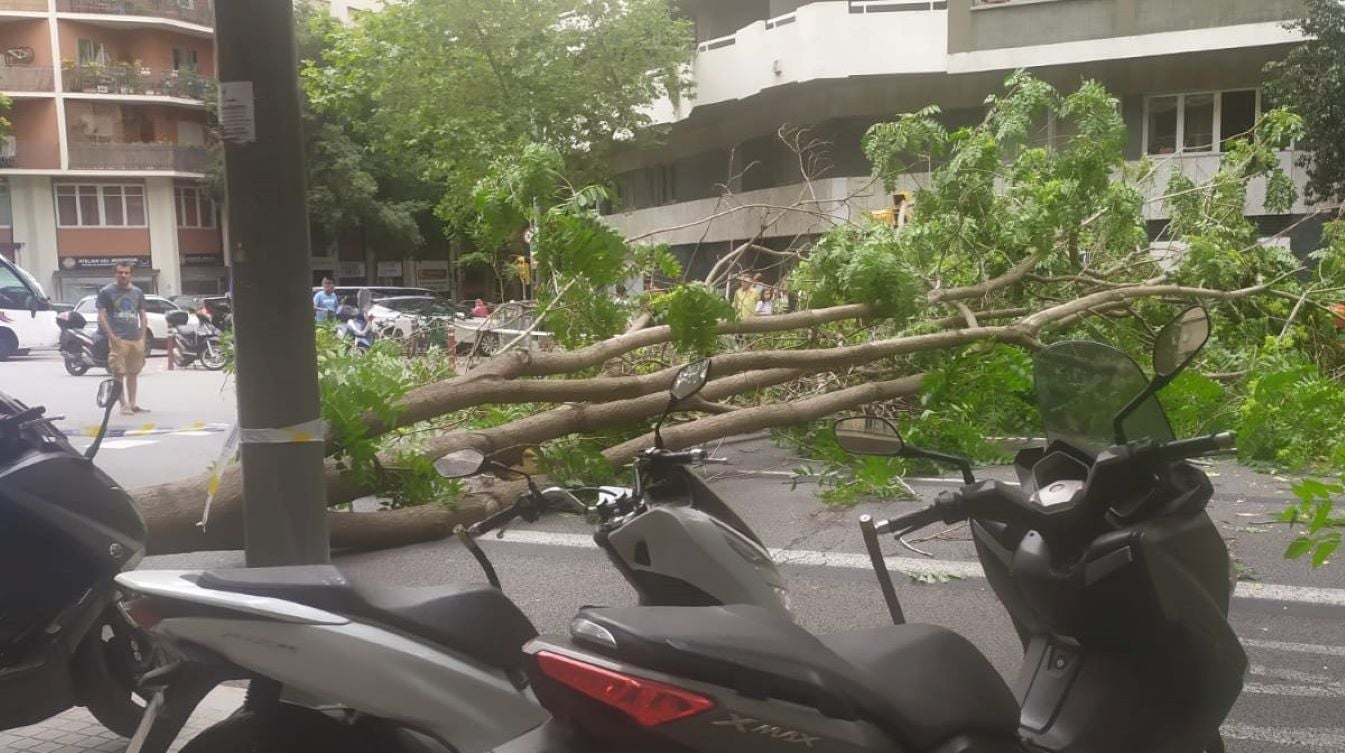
[200,341,226,370]
[178,706,369,753]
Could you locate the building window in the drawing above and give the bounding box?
[77,39,107,66]
[175,186,216,229]
[1145,89,1260,156]
[172,47,199,72]
[55,184,147,227]
[0,181,11,228]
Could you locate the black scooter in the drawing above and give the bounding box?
[0,378,156,737]
[57,310,109,376]
[522,307,1243,753]
[165,310,225,371]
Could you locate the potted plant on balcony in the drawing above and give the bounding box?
[111,61,133,94]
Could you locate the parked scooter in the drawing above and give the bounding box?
[165,310,225,371]
[115,359,788,753]
[57,310,109,376]
[522,307,1243,753]
[0,379,157,737]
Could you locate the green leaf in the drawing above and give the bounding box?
[1285,536,1315,560]
[1312,535,1341,568]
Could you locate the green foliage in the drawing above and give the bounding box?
[0,93,12,138]
[907,346,1037,461]
[308,0,694,230]
[296,5,433,252]
[797,224,923,319]
[780,422,915,506]
[1238,361,1345,471]
[1281,477,1343,568]
[535,438,622,488]
[1265,0,1345,203]
[651,282,737,356]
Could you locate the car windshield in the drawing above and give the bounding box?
[1033,341,1174,455]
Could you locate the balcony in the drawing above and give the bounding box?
[0,65,54,92]
[67,141,210,172]
[63,64,211,100]
[0,138,60,169]
[670,1,947,119]
[55,0,213,28]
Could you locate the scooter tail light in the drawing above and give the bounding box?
[534,651,715,727]
[121,596,165,630]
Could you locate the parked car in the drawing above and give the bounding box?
[454,300,553,354]
[0,256,59,360]
[71,294,184,352]
[368,296,470,340]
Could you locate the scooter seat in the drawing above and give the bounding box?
[197,565,536,670]
[574,604,1019,750]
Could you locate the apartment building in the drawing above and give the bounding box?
[0,0,221,302]
[608,0,1314,277]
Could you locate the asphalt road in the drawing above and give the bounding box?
[3,349,1344,752]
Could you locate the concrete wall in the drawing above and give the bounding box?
[8,176,58,292]
[0,19,54,68]
[57,227,151,254]
[10,99,61,169]
[949,0,1303,54]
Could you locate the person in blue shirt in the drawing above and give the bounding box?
[313,277,339,321]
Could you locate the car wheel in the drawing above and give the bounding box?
[0,329,16,361]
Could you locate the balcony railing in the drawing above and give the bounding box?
[67,142,210,172]
[55,0,214,27]
[0,139,61,169]
[0,0,49,11]
[64,64,211,100]
[0,65,54,91]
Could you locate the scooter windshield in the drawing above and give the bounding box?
[1033,341,1174,455]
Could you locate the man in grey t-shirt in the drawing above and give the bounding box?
[96,262,149,415]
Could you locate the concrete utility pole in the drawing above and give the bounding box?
[216,0,330,566]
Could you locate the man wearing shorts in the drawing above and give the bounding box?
[97,262,149,415]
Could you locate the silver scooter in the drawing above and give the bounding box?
[115,359,787,753]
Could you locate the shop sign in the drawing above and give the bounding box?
[60,255,151,270]
[339,261,366,278]
[377,261,403,278]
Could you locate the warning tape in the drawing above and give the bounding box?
[198,419,326,532]
[59,421,233,439]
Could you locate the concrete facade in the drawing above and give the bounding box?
[611,0,1314,255]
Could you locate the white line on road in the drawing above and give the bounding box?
[1222,723,1345,753]
[488,530,1345,607]
[1244,665,1345,698]
[1243,639,1345,658]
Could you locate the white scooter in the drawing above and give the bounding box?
[116,359,789,753]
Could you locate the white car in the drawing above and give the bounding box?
[0,257,60,360]
[367,296,468,340]
[72,294,184,352]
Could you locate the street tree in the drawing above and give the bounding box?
[1265,0,1345,205]
[304,0,695,231]
[130,75,1341,565]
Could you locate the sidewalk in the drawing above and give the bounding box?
[0,687,243,753]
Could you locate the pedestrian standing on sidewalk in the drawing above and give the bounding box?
[313,276,339,322]
[96,261,149,416]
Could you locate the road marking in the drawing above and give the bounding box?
[97,439,158,450]
[1222,724,1345,753]
[488,530,1345,607]
[1243,639,1345,658]
[1244,665,1345,698]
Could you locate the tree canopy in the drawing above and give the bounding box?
[1265,0,1345,204]
[302,0,694,230]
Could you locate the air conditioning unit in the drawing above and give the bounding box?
[0,136,16,158]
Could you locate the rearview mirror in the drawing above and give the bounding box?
[1153,306,1210,379]
[833,416,906,456]
[433,448,486,479]
[96,379,121,408]
[670,359,712,402]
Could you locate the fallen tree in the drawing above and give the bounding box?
[130,74,1343,557]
